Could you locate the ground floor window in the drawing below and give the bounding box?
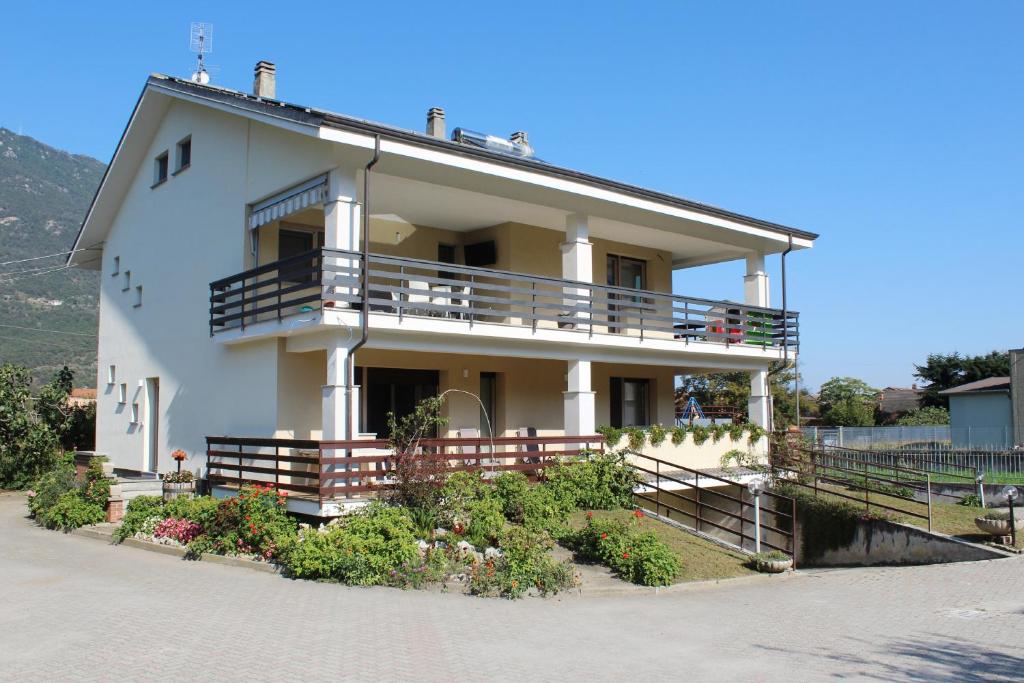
[610,377,650,428]
[479,371,497,437]
[362,367,440,437]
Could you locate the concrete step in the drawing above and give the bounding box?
[117,478,164,501]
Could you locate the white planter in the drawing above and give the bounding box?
[975,516,1023,536]
[756,558,793,573]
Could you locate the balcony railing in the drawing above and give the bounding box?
[209,248,799,349]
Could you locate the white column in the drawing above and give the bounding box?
[322,342,352,441]
[564,360,596,436]
[743,252,769,308]
[560,213,593,323]
[324,167,361,306]
[745,251,771,428]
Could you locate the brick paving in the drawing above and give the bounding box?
[2,491,1022,681]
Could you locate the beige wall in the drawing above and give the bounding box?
[275,344,325,439]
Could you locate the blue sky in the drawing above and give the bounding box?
[2,1,1021,390]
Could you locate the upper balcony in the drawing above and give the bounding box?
[208,247,799,361]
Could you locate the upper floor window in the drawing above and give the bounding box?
[153,151,169,186]
[111,255,119,276]
[134,285,143,308]
[122,270,131,292]
[175,136,191,173]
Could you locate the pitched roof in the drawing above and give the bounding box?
[938,377,1011,395]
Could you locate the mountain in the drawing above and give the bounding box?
[0,128,105,387]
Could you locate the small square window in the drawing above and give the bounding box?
[134,285,143,308]
[122,271,131,292]
[175,136,191,173]
[111,256,119,276]
[107,365,116,384]
[153,152,168,186]
[118,383,127,404]
[130,401,140,423]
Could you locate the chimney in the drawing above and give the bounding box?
[510,131,529,145]
[253,61,276,99]
[426,107,445,139]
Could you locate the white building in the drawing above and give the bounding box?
[69,63,815,514]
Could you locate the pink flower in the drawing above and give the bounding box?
[26,490,36,498]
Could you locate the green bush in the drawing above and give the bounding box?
[280,503,420,585]
[647,423,667,447]
[203,485,296,560]
[493,472,568,534]
[81,458,110,507]
[41,490,104,531]
[670,425,688,445]
[544,453,641,511]
[958,494,983,508]
[163,496,219,528]
[596,426,623,448]
[566,513,680,586]
[470,526,576,599]
[113,495,164,541]
[0,364,61,489]
[690,425,710,446]
[27,454,77,518]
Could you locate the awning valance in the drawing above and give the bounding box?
[248,174,328,230]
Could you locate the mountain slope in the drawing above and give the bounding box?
[0,128,105,386]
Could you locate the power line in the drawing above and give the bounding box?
[0,323,96,337]
[0,256,100,283]
[0,334,76,348]
[0,244,102,267]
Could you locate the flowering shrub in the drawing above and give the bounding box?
[279,502,420,585]
[163,470,194,484]
[567,512,680,586]
[153,517,202,544]
[113,495,164,541]
[28,455,108,531]
[202,484,295,560]
[469,526,576,599]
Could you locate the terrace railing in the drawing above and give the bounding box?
[206,434,605,504]
[209,248,799,349]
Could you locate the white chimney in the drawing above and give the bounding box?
[253,61,276,99]
[427,107,446,139]
[510,131,529,145]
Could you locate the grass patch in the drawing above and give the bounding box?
[566,509,757,583]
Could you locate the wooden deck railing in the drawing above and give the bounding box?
[209,248,799,349]
[206,434,605,504]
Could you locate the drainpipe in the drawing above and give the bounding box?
[345,135,382,435]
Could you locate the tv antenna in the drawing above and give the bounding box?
[189,22,213,84]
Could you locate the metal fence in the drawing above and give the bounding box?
[801,425,1013,450]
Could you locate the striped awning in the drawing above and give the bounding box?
[248,174,328,230]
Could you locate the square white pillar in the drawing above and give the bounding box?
[322,343,353,441]
[564,359,596,435]
[744,252,769,308]
[324,167,361,306]
[748,368,771,429]
[560,213,593,323]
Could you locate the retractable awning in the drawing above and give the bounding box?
[248,174,327,230]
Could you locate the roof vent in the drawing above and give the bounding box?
[426,107,445,138]
[253,61,276,99]
[451,128,534,158]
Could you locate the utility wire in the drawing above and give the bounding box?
[0,323,96,337]
[0,243,102,267]
[0,334,75,348]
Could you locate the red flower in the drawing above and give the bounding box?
[633,509,644,519]
[586,511,593,519]
[600,533,608,540]
[245,515,251,521]
[622,552,630,559]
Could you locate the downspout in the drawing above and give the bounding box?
[764,236,794,433]
[346,135,382,435]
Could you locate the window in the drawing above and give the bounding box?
[153,152,169,186]
[111,256,119,276]
[278,229,316,283]
[107,365,116,384]
[130,401,140,423]
[438,243,457,281]
[175,136,191,173]
[118,383,127,404]
[609,377,650,428]
[134,285,143,308]
[122,271,131,292]
[480,372,498,436]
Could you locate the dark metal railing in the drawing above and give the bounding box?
[628,450,796,562]
[209,248,799,349]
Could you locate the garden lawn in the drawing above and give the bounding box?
[566,510,757,584]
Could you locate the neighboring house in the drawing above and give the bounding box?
[939,377,1013,448]
[875,386,922,424]
[68,388,97,408]
[68,63,815,512]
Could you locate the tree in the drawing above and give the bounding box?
[818,377,877,427]
[0,364,60,488]
[914,351,1009,409]
[895,406,950,426]
[35,365,95,451]
[676,363,818,429]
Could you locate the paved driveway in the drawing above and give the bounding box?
[2,491,1022,682]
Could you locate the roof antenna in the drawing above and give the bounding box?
[189,22,213,84]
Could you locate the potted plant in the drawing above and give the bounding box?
[163,450,195,501]
[974,509,1023,536]
[749,550,793,573]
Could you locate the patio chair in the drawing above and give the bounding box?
[518,426,542,465]
[406,279,431,316]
